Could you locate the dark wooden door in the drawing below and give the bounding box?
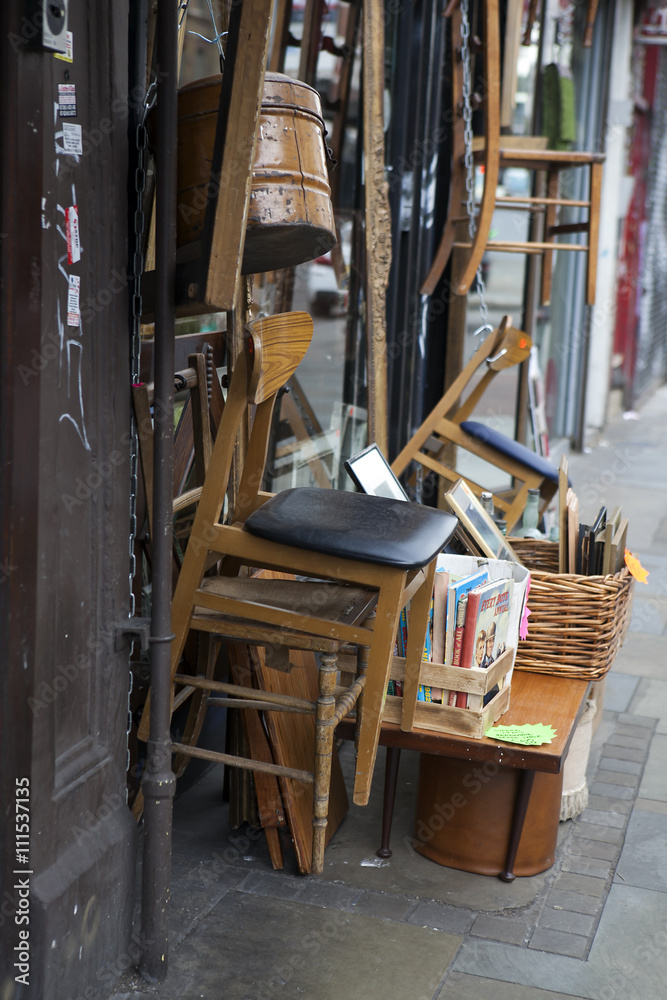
[1,3,139,997]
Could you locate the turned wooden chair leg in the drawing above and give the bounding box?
[312,650,339,875]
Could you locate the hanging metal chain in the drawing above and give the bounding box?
[460,0,489,331]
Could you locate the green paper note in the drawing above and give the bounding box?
[485,723,558,746]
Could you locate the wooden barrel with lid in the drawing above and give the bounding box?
[176,71,336,274]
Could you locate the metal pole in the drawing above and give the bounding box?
[140,0,177,983]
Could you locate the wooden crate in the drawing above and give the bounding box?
[382,646,515,738]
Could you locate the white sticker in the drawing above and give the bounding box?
[55,31,74,63]
[67,275,81,327]
[62,123,83,156]
[65,205,80,264]
[58,84,77,118]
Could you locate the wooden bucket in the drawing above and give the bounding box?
[176,72,336,274]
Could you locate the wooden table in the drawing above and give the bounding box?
[338,671,591,881]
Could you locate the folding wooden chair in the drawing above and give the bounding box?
[392,316,562,534]
[137,310,457,873]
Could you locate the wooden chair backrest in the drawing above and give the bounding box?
[233,311,314,523]
[391,315,530,477]
[247,311,314,405]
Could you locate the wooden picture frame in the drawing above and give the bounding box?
[444,479,520,563]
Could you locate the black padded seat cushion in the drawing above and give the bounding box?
[244,488,458,570]
[460,420,562,485]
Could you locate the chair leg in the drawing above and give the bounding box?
[376,747,401,858]
[312,650,339,875]
[353,575,405,807]
[354,618,373,752]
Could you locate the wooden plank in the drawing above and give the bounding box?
[229,644,287,871]
[362,0,392,453]
[587,161,603,305]
[204,0,273,309]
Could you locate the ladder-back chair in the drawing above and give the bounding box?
[392,316,562,534]
[421,0,604,307]
[137,311,457,873]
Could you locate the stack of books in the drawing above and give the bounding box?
[393,561,514,710]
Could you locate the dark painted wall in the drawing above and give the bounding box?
[1,3,137,997]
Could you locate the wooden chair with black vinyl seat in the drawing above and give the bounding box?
[421,0,604,307]
[136,310,457,874]
[391,315,563,535]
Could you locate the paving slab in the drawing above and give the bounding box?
[527,927,589,959]
[586,794,632,815]
[348,889,417,923]
[590,769,638,788]
[469,914,531,945]
[436,971,587,1000]
[605,632,665,680]
[157,892,461,1000]
[406,900,474,934]
[628,596,667,637]
[550,871,608,897]
[452,883,667,1000]
[637,733,667,801]
[596,756,642,775]
[570,821,625,844]
[628,678,667,733]
[545,889,602,915]
[568,838,620,862]
[601,672,639,712]
[605,732,651,751]
[561,854,613,879]
[615,809,667,891]
[538,907,596,937]
[589,780,635,800]
[634,797,667,814]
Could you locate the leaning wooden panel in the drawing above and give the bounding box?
[228,643,287,871]
[251,642,349,875]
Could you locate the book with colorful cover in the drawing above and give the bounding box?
[444,569,489,666]
[432,567,449,665]
[417,595,434,702]
[447,592,469,706]
[456,577,513,709]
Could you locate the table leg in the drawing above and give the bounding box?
[499,768,535,882]
[376,747,401,858]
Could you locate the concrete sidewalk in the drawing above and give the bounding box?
[109,384,667,1000]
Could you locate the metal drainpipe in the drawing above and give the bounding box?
[139,0,177,983]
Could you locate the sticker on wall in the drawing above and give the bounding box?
[67,275,81,327]
[58,84,77,118]
[65,205,81,264]
[61,122,83,157]
[54,31,74,63]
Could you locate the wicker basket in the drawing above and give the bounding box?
[508,538,635,681]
